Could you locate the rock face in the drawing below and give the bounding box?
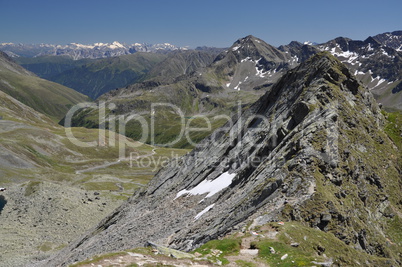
[373,30,402,51]
[37,52,401,266]
[318,33,402,110]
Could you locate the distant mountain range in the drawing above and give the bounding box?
[0,41,187,60]
[2,30,402,116]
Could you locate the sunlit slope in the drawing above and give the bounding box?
[0,51,89,120]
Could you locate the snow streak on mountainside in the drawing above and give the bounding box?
[373,30,402,51]
[317,32,402,110]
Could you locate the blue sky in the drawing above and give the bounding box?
[0,0,401,48]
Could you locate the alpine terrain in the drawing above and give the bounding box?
[66,36,318,148]
[318,30,402,111]
[0,51,89,120]
[0,54,188,266]
[0,32,401,267]
[36,52,402,266]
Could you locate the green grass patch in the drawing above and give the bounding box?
[385,216,402,245]
[383,111,402,167]
[255,240,314,266]
[82,182,120,191]
[69,251,125,267]
[24,181,41,196]
[38,242,53,252]
[193,238,241,265]
[235,260,257,267]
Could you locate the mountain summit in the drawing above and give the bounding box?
[39,52,401,266]
[206,35,306,91]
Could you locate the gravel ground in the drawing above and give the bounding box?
[0,181,124,267]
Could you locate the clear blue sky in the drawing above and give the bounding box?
[0,0,401,48]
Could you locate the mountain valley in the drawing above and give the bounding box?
[37,51,402,267]
[0,31,401,267]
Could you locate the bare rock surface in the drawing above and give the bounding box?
[34,52,402,266]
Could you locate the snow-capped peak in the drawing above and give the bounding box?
[109,41,125,49]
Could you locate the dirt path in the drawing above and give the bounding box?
[76,159,122,174]
[226,233,267,267]
[75,251,212,267]
[75,147,158,174]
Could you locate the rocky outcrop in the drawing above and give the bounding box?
[37,52,402,266]
[318,33,402,111]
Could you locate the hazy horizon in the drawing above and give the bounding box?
[1,0,401,48]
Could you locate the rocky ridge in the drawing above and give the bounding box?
[318,32,402,110]
[38,52,402,266]
[373,30,402,51]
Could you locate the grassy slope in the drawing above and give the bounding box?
[0,52,89,121]
[0,90,189,265]
[49,52,167,99]
[15,55,94,79]
[0,89,188,194]
[68,221,398,267]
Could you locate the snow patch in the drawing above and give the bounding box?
[241,57,252,63]
[354,70,365,76]
[234,81,242,90]
[110,41,125,49]
[380,48,394,58]
[255,67,264,77]
[371,76,387,88]
[175,172,236,199]
[71,43,95,49]
[232,45,241,51]
[194,204,215,220]
[330,49,359,63]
